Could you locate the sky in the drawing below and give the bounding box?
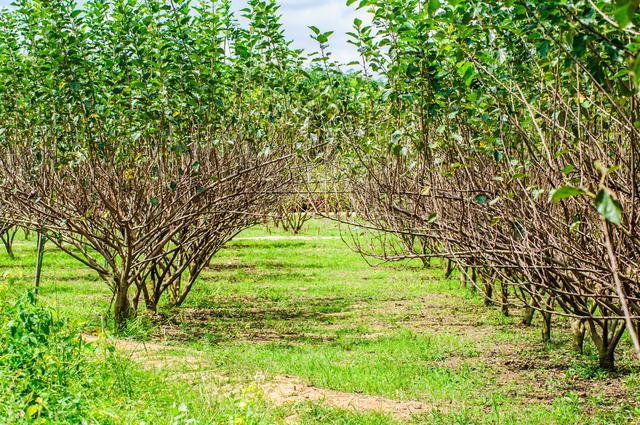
[0,0,368,65]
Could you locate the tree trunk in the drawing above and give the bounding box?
[484,282,494,306]
[459,266,467,288]
[34,232,45,294]
[2,237,14,259]
[470,267,477,294]
[145,294,159,314]
[571,320,586,354]
[444,259,454,278]
[501,283,509,316]
[541,311,552,343]
[598,347,615,370]
[522,306,534,326]
[172,272,198,308]
[587,319,625,371]
[114,284,134,328]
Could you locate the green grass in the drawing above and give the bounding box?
[1,220,639,424]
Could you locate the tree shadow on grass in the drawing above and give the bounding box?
[154,296,353,344]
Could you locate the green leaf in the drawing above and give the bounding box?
[631,54,640,87]
[150,197,159,206]
[561,164,575,176]
[474,194,489,204]
[537,40,551,58]
[549,186,585,203]
[595,189,622,225]
[613,0,639,29]
[428,0,441,13]
[317,31,334,43]
[457,61,475,86]
[572,33,588,57]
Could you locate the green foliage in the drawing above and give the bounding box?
[0,0,317,162]
[595,189,623,225]
[613,0,640,28]
[0,291,95,423]
[0,290,287,424]
[0,0,639,419]
[549,186,586,203]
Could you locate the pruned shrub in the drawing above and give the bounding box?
[0,0,329,326]
[339,0,640,369]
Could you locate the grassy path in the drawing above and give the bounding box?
[1,220,639,423]
[83,334,431,420]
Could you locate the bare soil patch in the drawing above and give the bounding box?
[84,334,202,368]
[262,375,434,420]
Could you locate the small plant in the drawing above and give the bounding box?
[566,362,610,380]
[0,291,87,422]
[0,291,135,423]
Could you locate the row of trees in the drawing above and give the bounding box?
[0,0,342,325]
[329,0,640,369]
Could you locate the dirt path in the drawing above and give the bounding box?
[84,334,432,421]
[263,375,431,420]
